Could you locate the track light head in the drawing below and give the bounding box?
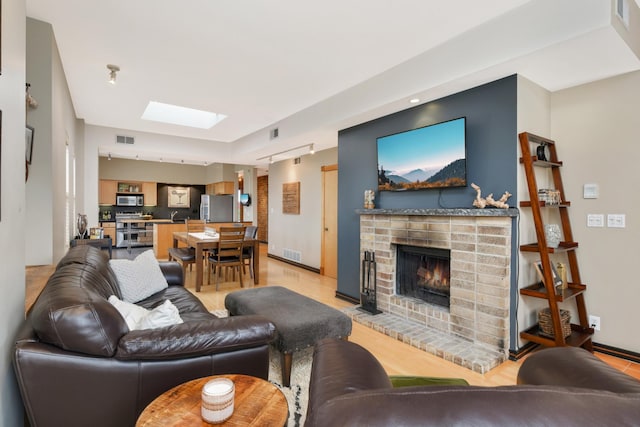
[107,64,120,84]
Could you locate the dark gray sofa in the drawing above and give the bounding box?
[306,338,640,426]
[14,245,276,427]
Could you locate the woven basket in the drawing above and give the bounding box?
[538,307,571,338]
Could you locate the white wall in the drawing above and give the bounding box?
[99,157,209,184]
[268,148,337,269]
[0,0,27,424]
[551,70,640,353]
[25,18,82,265]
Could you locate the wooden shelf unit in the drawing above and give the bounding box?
[518,132,593,350]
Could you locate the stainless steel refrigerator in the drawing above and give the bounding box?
[200,194,234,222]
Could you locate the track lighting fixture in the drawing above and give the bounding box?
[257,143,316,163]
[107,64,120,84]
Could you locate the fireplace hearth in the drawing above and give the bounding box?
[354,208,517,373]
[397,245,450,308]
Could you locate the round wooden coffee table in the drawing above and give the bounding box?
[136,374,288,426]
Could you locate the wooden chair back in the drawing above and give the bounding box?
[215,227,246,259]
[186,219,206,233]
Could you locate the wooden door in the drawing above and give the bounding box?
[321,165,338,279]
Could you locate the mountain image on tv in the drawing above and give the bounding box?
[378,159,466,191]
[377,118,467,191]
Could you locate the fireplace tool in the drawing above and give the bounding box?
[360,250,381,314]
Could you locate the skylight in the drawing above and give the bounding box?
[141,101,226,129]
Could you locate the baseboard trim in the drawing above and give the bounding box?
[508,342,539,361]
[508,341,639,364]
[267,254,321,274]
[593,342,640,364]
[335,291,359,305]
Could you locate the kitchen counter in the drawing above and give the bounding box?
[118,218,173,223]
[153,221,252,260]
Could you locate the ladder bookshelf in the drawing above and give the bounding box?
[518,132,594,350]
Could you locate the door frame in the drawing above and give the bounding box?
[320,164,338,278]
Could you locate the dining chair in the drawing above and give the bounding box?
[168,218,207,277]
[242,226,258,278]
[207,226,246,291]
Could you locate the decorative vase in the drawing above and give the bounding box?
[544,224,561,248]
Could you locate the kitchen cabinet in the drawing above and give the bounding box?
[142,182,157,206]
[99,180,118,205]
[207,181,234,195]
[117,181,143,193]
[99,222,116,245]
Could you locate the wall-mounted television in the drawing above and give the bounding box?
[239,193,251,207]
[377,117,467,191]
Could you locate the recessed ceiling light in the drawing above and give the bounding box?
[409,98,420,104]
[141,101,227,129]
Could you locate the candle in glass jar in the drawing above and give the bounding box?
[201,378,235,424]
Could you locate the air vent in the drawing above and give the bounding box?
[270,128,279,139]
[116,135,135,144]
[294,157,301,164]
[283,248,301,263]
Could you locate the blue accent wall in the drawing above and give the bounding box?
[337,75,518,303]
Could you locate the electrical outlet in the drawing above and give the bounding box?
[589,315,601,331]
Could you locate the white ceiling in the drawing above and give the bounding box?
[26,0,640,167]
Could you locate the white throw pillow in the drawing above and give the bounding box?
[137,299,184,330]
[109,250,168,303]
[108,295,149,330]
[108,296,183,330]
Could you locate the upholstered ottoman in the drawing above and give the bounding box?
[225,286,352,386]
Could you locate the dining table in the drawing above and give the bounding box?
[172,231,259,292]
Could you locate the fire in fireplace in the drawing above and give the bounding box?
[396,245,451,308]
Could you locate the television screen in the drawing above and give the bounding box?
[239,193,251,206]
[377,117,466,191]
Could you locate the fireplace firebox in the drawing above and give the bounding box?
[396,245,451,308]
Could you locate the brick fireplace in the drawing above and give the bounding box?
[347,208,518,373]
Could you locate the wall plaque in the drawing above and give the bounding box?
[168,186,190,208]
[282,182,300,214]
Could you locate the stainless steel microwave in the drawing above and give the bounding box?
[116,194,144,206]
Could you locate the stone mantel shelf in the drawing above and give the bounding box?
[356,208,519,217]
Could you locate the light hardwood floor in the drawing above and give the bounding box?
[26,244,640,385]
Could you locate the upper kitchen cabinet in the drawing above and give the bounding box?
[117,181,143,193]
[99,180,118,205]
[142,182,158,206]
[206,181,235,195]
[99,180,157,206]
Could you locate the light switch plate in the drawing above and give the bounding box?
[587,214,604,227]
[583,183,599,199]
[607,214,626,228]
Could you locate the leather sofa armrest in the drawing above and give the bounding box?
[307,339,392,420]
[115,315,276,360]
[518,347,640,394]
[159,261,183,286]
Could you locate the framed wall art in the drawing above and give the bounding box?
[26,125,34,164]
[168,186,190,208]
[282,182,300,214]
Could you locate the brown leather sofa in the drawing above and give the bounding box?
[306,338,640,426]
[14,246,276,427]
